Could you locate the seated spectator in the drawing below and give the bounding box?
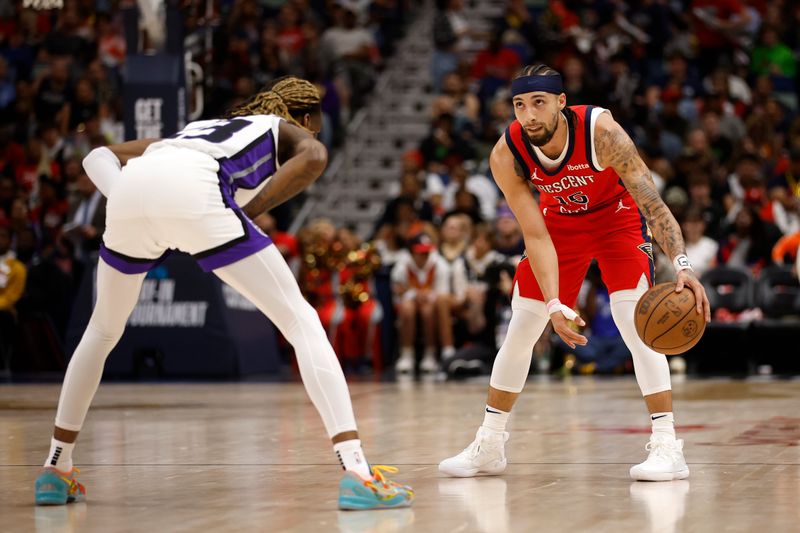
[436,161,498,222]
[320,2,378,114]
[442,258,515,379]
[717,205,781,274]
[431,0,472,92]
[32,176,69,246]
[33,56,72,134]
[437,213,469,360]
[469,31,521,106]
[561,55,602,107]
[686,172,725,240]
[63,171,105,263]
[431,72,480,137]
[392,233,450,374]
[750,25,796,109]
[493,203,524,260]
[419,112,477,168]
[725,153,767,224]
[448,187,483,224]
[391,195,438,242]
[374,170,434,234]
[682,208,719,277]
[462,223,505,336]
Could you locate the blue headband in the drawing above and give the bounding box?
[511,74,563,97]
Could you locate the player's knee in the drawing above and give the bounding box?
[398,299,415,316]
[86,318,125,344]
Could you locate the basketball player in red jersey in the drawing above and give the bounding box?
[440,64,711,481]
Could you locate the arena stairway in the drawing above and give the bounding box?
[291,0,505,239]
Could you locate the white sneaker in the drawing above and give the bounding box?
[395,354,414,374]
[438,427,509,477]
[630,435,690,481]
[420,355,438,373]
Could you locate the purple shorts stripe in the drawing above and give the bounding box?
[100,244,172,274]
[194,220,272,272]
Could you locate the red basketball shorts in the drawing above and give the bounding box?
[513,198,655,307]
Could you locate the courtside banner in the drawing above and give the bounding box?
[123,54,187,140]
[66,253,281,377]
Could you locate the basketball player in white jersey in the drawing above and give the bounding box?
[34,77,412,510]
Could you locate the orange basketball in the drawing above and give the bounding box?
[634,282,706,355]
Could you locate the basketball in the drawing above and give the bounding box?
[634,282,706,355]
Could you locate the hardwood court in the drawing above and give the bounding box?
[2,377,799,532]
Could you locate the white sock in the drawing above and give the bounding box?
[482,405,510,433]
[422,347,436,359]
[651,412,676,439]
[441,345,456,359]
[400,346,414,359]
[44,438,75,472]
[334,439,371,479]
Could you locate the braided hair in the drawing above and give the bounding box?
[225,76,321,130]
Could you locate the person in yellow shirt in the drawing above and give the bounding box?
[0,225,26,373]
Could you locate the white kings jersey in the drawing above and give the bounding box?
[145,114,282,207]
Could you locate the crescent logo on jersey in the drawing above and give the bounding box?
[531,168,543,181]
[637,242,654,261]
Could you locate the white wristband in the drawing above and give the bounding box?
[547,298,578,321]
[672,254,693,273]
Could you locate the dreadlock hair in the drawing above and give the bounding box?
[224,76,321,130]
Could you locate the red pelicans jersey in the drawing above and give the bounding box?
[504,105,630,215]
[503,105,654,305]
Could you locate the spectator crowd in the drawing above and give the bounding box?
[1,0,799,378]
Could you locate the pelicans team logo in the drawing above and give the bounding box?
[637,242,654,261]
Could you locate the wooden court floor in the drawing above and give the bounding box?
[2,377,799,532]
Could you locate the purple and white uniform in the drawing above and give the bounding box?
[101,115,282,274]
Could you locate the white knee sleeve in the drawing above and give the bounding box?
[489,285,550,393]
[56,260,146,430]
[610,283,671,396]
[214,246,357,438]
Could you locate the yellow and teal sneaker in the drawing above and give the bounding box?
[338,465,414,510]
[34,467,86,505]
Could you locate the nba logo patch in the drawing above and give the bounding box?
[637,242,654,260]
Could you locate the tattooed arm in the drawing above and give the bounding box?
[594,113,683,259]
[594,111,710,320]
[490,136,586,348]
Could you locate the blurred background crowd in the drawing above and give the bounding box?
[0,0,799,378]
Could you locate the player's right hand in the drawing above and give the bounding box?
[550,311,588,349]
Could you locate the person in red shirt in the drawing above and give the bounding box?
[440,64,710,483]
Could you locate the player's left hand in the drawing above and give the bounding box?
[550,309,587,349]
[675,269,711,323]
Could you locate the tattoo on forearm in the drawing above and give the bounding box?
[595,127,686,260]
